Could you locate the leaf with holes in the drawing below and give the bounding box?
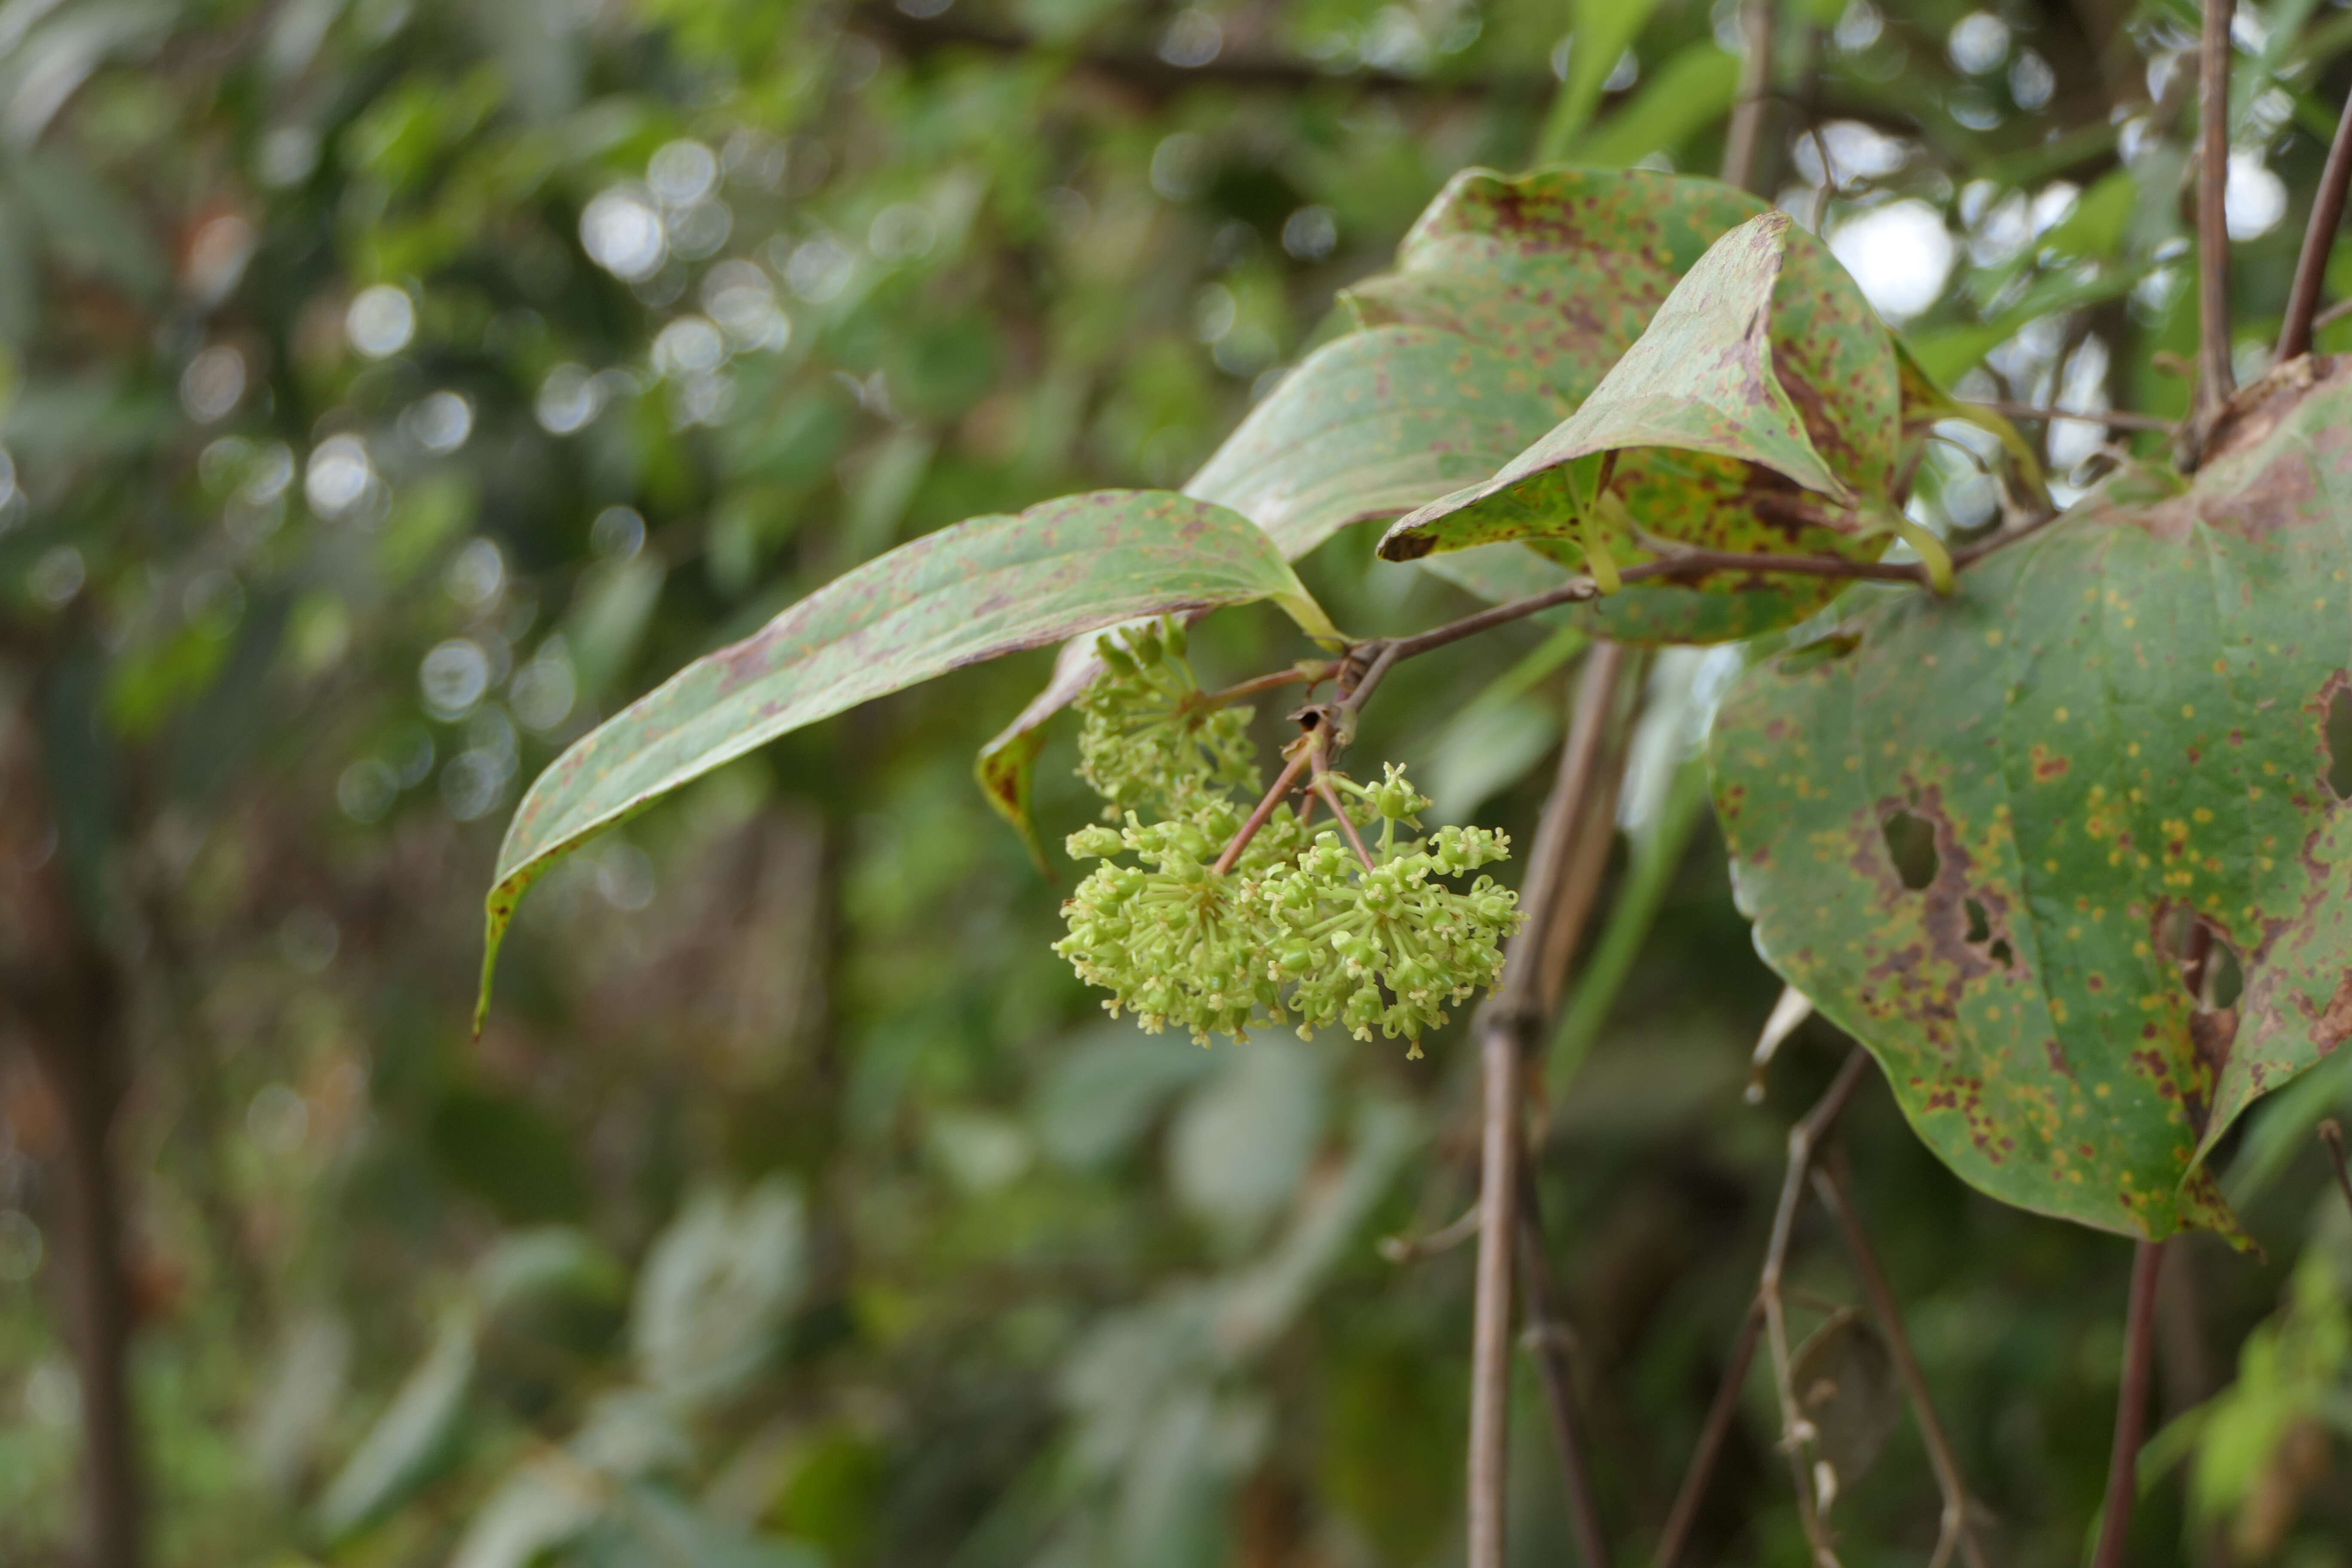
[1380,211,1906,637]
[482,491,1337,1027]
[1710,361,2352,1240]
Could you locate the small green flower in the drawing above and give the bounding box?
[1073,619,1257,817]
[1057,756,1521,1056]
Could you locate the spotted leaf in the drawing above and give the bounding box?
[483,491,1335,1028]
[1380,212,1903,631]
[1709,360,2352,1240]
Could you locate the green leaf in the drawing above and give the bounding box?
[631,1179,808,1407]
[977,166,1782,848]
[1187,325,1565,559]
[316,1311,477,1542]
[1344,164,1770,408]
[1709,365,2352,1240]
[1571,43,1743,169]
[484,491,1333,1026]
[1534,0,1668,159]
[1382,211,1900,565]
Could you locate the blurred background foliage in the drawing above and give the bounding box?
[3,0,2352,1565]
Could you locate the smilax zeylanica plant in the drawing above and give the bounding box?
[1054,621,1521,1054]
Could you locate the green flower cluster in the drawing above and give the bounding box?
[1054,732,1522,1054]
[1072,619,1256,816]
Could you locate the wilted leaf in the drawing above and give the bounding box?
[1710,361,2352,1239]
[485,491,1337,1025]
[1791,1309,1902,1509]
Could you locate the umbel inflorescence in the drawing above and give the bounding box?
[1054,621,1521,1054]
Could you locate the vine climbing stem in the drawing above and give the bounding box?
[2092,1241,2167,1568]
[1465,645,1629,1568]
[2277,84,2352,361]
[2193,0,2236,445]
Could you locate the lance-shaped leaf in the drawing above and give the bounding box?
[1709,360,2352,1241]
[1379,211,1904,633]
[482,491,1336,1027]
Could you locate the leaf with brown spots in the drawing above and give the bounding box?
[974,166,1792,853]
[1710,358,2352,1240]
[1379,213,1904,626]
[481,491,1336,1030]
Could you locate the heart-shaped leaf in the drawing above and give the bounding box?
[483,491,1335,1026]
[1709,362,2352,1240]
[1380,212,1902,592]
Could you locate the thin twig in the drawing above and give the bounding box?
[1317,773,1380,871]
[1968,399,2177,433]
[1198,662,1326,710]
[2319,1120,2352,1218]
[1811,1156,1990,1568]
[1211,746,1311,875]
[2091,1241,2167,1568]
[2279,87,2352,361]
[1380,1201,1481,1263]
[1654,1301,1766,1568]
[2313,295,2352,336]
[1465,648,1630,1568]
[1760,1049,1876,1568]
[1467,999,1525,1568]
[2194,0,2237,441]
[1721,0,1779,195]
[1361,507,2067,709]
[1520,1175,1613,1568]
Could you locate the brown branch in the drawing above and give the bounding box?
[849,3,1541,99]
[1760,1048,1876,1568]
[1721,0,1780,193]
[1520,1175,1613,1568]
[1316,772,1380,871]
[1197,662,1326,710]
[1969,399,2177,433]
[1466,646,1631,1568]
[2,696,145,1568]
[2320,1120,2352,1218]
[2194,0,2237,440]
[1811,1157,1990,1568]
[1467,1001,1525,1568]
[2091,1240,2167,1568]
[1355,507,2065,713]
[2312,295,2352,336]
[1656,1049,1873,1568]
[1654,1301,1766,1568]
[2279,89,2352,361]
[1212,745,1312,874]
